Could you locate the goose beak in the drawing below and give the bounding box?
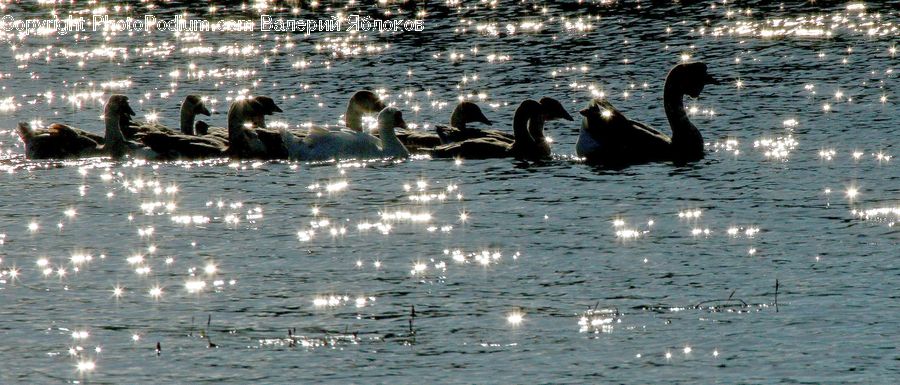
[270,104,284,114]
[704,74,721,85]
[198,105,211,116]
[123,103,136,117]
[561,110,575,121]
[396,117,408,130]
[579,108,591,117]
[475,112,492,126]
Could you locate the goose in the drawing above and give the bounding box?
[344,90,387,132]
[17,94,136,159]
[122,95,212,139]
[130,96,235,160]
[226,96,289,159]
[200,95,282,143]
[17,95,220,160]
[435,101,499,144]
[429,97,573,160]
[381,101,495,153]
[285,107,409,161]
[577,62,719,166]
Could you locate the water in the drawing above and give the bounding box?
[0,1,898,383]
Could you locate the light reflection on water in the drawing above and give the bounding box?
[0,0,898,383]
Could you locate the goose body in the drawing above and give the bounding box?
[287,107,409,161]
[577,62,719,166]
[373,101,497,153]
[434,101,503,145]
[129,95,234,160]
[225,96,288,159]
[16,123,104,159]
[430,97,573,160]
[17,95,136,159]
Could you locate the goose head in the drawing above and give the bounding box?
[183,95,211,117]
[195,120,210,135]
[377,107,408,132]
[243,96,282,129]
[349,90,386,113]
[106,94,136,120]
[668,62,720,98]
[251,96,284,115]
[538,97,574,122]
[346,91,386,131]
[450,101,493,128]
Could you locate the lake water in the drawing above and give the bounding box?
[0,1,897,383]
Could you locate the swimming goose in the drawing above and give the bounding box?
[123,95,212,140]
[430,97,573,160]
[429,97,573,160]
[285,107,409,161]
[199,95,281,142]
[434,101,496,144]
[226,96,289,159]
[130,96,234,160]
[373,101,495,153]
[16,95,136,159]
[577,62,719,166]
[345,90,387,132]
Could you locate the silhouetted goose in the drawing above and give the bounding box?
[129,96,235,160]
[429,97,573,160]
[344,90,387,132]
[199,95,281,142]
[435,101,498,144]
[285,107,409,161]
[577,62,719,166]
[16,95,137,159]
[371,101,495,153]
[122,95,212,141]
[226,96,288,159]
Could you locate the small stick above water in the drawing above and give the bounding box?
[409,305,416,335]
[775,279,779,313]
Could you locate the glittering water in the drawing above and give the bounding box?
[0,1,898,383]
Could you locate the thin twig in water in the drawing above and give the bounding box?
[695,298,748,308]
[775,279,779,312]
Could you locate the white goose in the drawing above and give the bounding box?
[285,107,409,161]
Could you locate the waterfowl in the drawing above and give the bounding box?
[199,95,282,143]
[344,90,387,132]
[429,97,573,160]
[123,95,212,140]
[285,107,409,161]
[226,96,288,159]
[17,94,137,159]
[435,101,498,144]
[130,96,234,160]
[577,62,719,166]
[372,101,495,153]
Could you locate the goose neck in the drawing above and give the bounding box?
[449,106,466,130]
[378,125,408,157]
[180,105,195,135]
[104,113,127,158]
[512,99,541,146]
[664,82,703,158]
[345,106,363,132]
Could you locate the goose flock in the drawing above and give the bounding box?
[15,63,718,167]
